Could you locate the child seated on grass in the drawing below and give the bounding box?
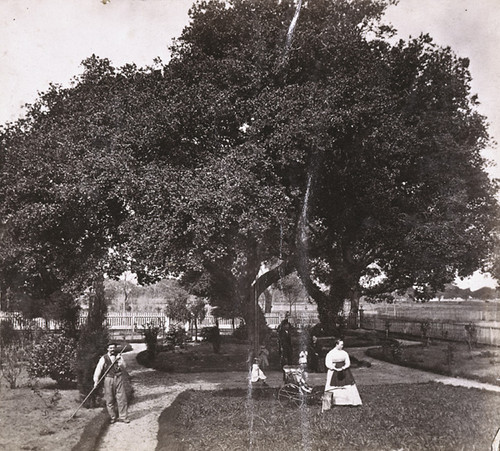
[250,358,268,386]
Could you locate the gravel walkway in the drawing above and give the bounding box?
[96,343,500,451]
[96,344,250,451]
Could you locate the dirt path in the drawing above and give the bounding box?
[96,344,249,451]
[96,344,500,451]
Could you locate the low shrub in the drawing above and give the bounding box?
[140,322,162,359]
[27,334,77,387]
[390,341,405,362]
[201,326,221,353]
[1,345,26,388]
[465,322,478,351]
[445,343,455,372]
[0,320,18,347]
[420,320,431,345]
[232,322,248,341]
[165,324,188,348]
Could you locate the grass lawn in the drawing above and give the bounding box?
[150,331,500,450]
[141,330,384,372]
[157,383,500,451]
[141,330,500,386]
[367,340,500,385]
[143,341,252,372]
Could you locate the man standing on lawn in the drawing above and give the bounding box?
[93,342,130,424]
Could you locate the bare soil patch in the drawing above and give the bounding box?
[0,374,101,451]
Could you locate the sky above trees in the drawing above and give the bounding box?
[1,0,498,289]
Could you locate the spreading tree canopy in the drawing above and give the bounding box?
[0,0,498,336]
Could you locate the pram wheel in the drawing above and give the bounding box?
[277,383,305,408]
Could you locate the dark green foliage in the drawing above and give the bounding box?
[390,340,405,362]
[0,0,497,346]
[201,326,221,353]
[27,334,77,386]
[0,319,17,347]
[381,339,400,360]
[165,324,188,348]
[464,322,478,350]
[140,322,162,359]
[74,326,109,406]
[73,275,109,404]
[445,343,455,371]
[365,293,395,304]
[44,291,81,340]
[232,321,248,341]
[1,345,26,388]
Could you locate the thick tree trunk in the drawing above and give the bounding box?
[75,273,109,407]
[348,286,361,329]
[241,259,295,356]
[88,273,107,331]
[206,258,294,357]
[240,285,269,357]
[263,289,272,313]
[0,283,7,311]
[295,249,346,332]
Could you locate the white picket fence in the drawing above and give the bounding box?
[3,310,499,346]
[0,311,320,333]
[361,312,500,346]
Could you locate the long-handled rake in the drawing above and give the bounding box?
[67,346,126,421]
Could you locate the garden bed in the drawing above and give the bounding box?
[138,341,251,372]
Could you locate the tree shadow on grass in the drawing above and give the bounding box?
[131,391,172,405]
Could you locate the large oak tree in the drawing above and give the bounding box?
[0,0,498,341]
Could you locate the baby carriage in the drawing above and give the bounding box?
[277,366,321,407]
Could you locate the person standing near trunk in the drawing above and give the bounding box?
[94,342,130,424]
[278,320,293,367]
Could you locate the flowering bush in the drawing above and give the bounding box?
[27,334,77,387]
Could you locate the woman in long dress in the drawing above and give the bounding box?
[322,338,362,412]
